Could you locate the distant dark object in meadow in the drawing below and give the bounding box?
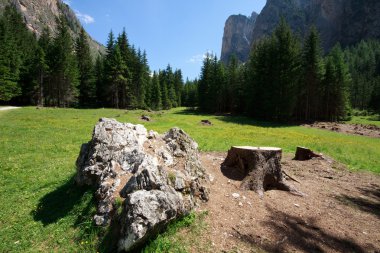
[141,115,151,121]
[294,146,322,161]
[201,120,212,126]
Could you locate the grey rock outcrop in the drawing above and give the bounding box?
[221,0,380,63]
[221,12,258,64]
[76,118,208,252]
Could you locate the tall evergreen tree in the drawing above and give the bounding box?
[198,53,213,112]
[150,71,162,110]
[50,16,79,107]
[324,44,351,120]
[0,5,36,102]
[247,18,301,120]
[95,55,105,106]
[299,26,325,120]
[76,28,95,107]
[106,44,128,108]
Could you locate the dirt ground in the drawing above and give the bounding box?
[199,152,380,253]
[302,122,380,138]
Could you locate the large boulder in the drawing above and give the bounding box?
[75,118,208,252]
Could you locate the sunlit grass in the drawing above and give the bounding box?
[0,107,379,252]
[347,115,380,127]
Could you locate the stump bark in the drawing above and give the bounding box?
[223,146,302,197]
[294,146,321,161]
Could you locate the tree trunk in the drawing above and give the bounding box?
[294,146,321,161]
[223,146,302,197]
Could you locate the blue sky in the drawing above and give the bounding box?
[65,0,266,80]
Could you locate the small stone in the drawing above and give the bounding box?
[242,196,247,200]
[232,193,240,199]
[247,202,252,206]
[228,180,231,184]
[294,204,300,207]
[238,202,243,207]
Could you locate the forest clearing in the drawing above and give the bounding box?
[0,107,379,252]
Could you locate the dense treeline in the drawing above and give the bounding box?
[1,5,379,121]
[0,5,184,109]
[345,40,380,113]
[194,19,380,121]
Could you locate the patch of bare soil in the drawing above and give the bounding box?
[200,152,380,253]
[303,122,380,138]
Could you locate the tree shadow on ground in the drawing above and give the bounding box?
[32,175,92,226]
[173,108,297,128]
[336,184,380,219]
[233,205,370,253]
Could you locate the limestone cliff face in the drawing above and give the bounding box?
[221,0,380,63]
[0,0,105,56]
[221,12,258,64]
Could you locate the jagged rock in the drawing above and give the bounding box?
[75,118,208,251]
[220,12,258,64]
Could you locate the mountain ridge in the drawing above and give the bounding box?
[221,0,380,63]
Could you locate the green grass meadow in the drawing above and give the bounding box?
[0,107,379,252]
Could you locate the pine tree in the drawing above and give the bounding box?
[107,44,128,108]
[150,71,162,110]
[198,53,213,112]
[226,55,239,112]
[116,29,131,108]
[173,69,183,106]
[0,6,29,101]
[247,18,301,120]
[324,44,351,120]
[76,28,95,107]
[300,26,325,121]
[94,55,105,106]
[50,16,79,107]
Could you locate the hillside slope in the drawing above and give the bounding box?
[0,0,105,56]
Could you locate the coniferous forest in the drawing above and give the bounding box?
[197,19,380,121]
[1,6,380,122]
[0,6,183,110]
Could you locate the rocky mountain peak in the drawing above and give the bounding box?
[221,0,380,63]
[220,11,258,64]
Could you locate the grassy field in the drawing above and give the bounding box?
[348,115,380,127]
[0,107,379,252]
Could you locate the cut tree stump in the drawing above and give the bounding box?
[223,146,303,197]
[141,115,151,122]
[201,120,212,126]
[294,146,322,161]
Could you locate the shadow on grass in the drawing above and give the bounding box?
[32,175,92,226]
[173,108,297,128]
[336,184,380,219]
[32,174,119,252]
[233,206,369,253]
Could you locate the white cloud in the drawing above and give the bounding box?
[188,50,214,64]
[75,10,95,24]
